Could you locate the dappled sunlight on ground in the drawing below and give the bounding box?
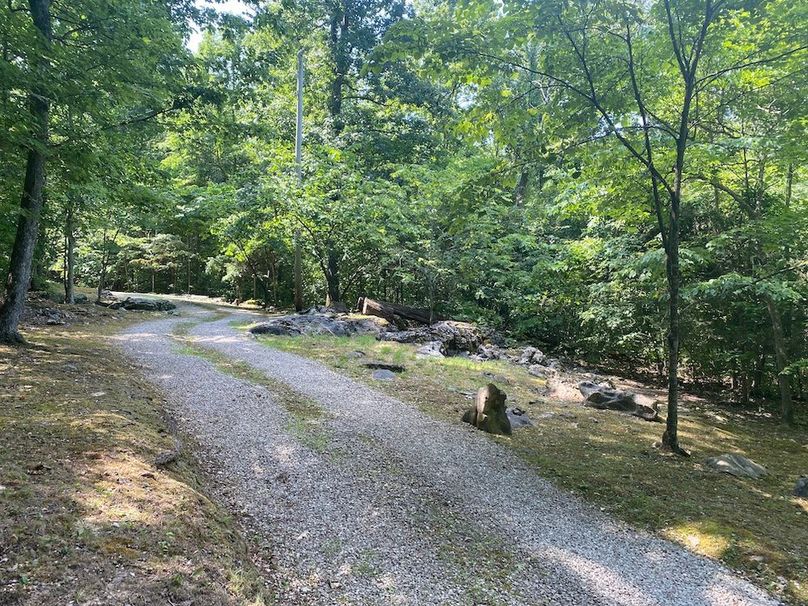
[544,546,657,606]
[0,324,271,605]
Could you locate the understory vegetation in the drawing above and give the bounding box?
[0,308,271,605]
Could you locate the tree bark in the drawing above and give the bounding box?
[765,295,794,424]
[0,0,52,343]
[293,50,305,312]
[513,170,528,206]
[294,229,303,312]
[324,242,341,306]
[661,199,682,451]
[359,297,434,327]
[64,201,76,304]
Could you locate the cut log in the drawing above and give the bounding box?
[358,297,434,327]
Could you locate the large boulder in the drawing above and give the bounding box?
[705,453,768,479]
[378,327,433,344]
[250,314,383,337]
[579,381,637,412]
[416,341,444,358]
[462,384,511,436]
[517,346,545,366]
[577,381,658,421]
[431,321,484,355]
[110,297,176,312]
[474,344,504,361]
[506,406,533,429]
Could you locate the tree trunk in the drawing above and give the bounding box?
[359,297,434,326]
[785,163,793,208]
[661,208,682,452]
[752,351,766,396]
[765,295,793,424]
[0,0,51,344]
[64,201,76,304]
[294,229,303,312]
[97,230,110,302]
[324,243,341,306]
[513,170,528,206]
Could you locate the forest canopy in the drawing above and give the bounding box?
[1,0,806,441]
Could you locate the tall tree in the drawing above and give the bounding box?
[0,0,51,343]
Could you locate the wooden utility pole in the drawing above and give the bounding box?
[293,48,304,312]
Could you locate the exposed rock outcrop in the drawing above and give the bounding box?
[109,297,176,312]
[250,314,384,337]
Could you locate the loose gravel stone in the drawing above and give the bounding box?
[116,305,781,606]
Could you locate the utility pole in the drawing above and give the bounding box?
[293,48,304,312]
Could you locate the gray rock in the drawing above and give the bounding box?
[794,477,808,497]
[579,381,636,411]
[474,344,503,361]
[250,314,382,337]
[372,369,397,381]
[154,439,181,468]
[378,328,433,343]
[517,346,545,366]
[73,293,89,304]
[578,381,658,421]
[416,341,444,358]
[362,361,405,373]
[431,321,484,355]
[346,350,366,359]
[705,453,768,479]
[462,384,511,436]
[111,297,176,312]
[506,407,533,429]
[528,364,553,378]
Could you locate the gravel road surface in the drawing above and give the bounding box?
[117,305,780,606]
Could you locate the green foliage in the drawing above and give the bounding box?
[2,0,805,409]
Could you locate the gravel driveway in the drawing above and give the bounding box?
[117,305,780,606]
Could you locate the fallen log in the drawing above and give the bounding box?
[357,297,434,327]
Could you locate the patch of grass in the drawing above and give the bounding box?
[229,319,259,331]
[284,417,331,454]
[252,331,808,605]
[353,549,381,578]
[0,319,272,605]
[172,328,327,425]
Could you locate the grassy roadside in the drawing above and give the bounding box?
[0,313,272,606]
[246,330,808,605]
